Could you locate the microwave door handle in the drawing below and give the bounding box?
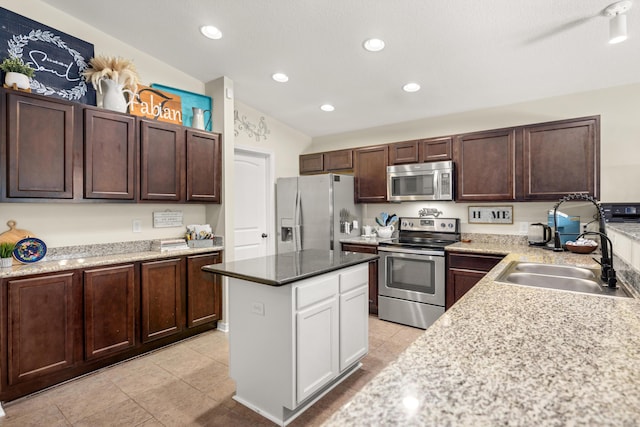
[433,171,439,199]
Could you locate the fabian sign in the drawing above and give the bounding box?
[468,206,514,224]
[129,84,182,125]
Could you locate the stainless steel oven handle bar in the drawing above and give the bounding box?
[377,246,444,257]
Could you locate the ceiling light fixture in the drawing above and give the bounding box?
[604,1,632,44]
[403,82,421,93]
[363,38,385,52]
[200,25,222,40]
[272,73,289,83]
[320,104,335,112]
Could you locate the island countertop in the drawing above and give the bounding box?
[202,249,378,286]
[323,247,640,426]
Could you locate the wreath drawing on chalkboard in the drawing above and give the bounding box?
[7,29,89,100]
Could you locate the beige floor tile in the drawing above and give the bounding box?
[106,357,179,395]
[0,404,70,426]
[73,398,153,427]
[180,360,229,394]
[128,377,217,426]
[47,374,130,424]
[0,316,420,426]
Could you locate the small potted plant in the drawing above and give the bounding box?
[0,242,15,268]
[0,56,35,90]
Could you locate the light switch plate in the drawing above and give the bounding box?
[132,219,142,233]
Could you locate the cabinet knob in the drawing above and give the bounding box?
[261,233,268,238]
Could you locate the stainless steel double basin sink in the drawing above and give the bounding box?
[495,261,631,298]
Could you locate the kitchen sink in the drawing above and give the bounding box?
[495,261,631,298]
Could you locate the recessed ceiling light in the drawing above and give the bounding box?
[272,73,289,83]
[200,25,222,40]
[320,104,335,112]
[403,82,421,93]
[363,38,385,52]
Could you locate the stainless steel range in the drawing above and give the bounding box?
[377,217,460,329]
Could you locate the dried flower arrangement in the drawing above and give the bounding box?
[81,55,140,93]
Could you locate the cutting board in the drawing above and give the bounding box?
[0,220,35,244]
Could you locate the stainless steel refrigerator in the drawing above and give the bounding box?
[277,174,361,253]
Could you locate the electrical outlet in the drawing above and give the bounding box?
[132,219,142,233]
[251,302,265,316]
[519,222,528,234]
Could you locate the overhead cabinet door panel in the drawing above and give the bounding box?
[7,94,74,199]
[522,117,599,200]
[454,129,516,201]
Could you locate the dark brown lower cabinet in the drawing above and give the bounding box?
[187,253,222,327]
[84,264,136,360]
[446,251,504,310]
[141,258,183,343]
[0,251,222,402]
[341,243,378,314]
[6,272,81,385]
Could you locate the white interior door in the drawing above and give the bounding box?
[234,147,274,261]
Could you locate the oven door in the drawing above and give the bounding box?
[378,247,445,306]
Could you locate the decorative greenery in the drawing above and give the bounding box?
[0,56,35,78]
[0,242,15,259]
[81,55,140,93]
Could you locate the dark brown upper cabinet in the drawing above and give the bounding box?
[522,116,599,200]
[324,149,353,171]
[354,145,389,203]
[299,149,353,175]
[299,153,324,174]
[186,130,222,203]
[5,92,75,199]
[388,141,419,165]
[139,119,185,202]
[454,128,517,201]
[420,136,452,162]
[84,108,137,200]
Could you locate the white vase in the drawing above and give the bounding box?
[0,257,12,268]
[100,79,129,113]
[4,72,30,90]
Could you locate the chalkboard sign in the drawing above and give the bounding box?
[0,7,96,105]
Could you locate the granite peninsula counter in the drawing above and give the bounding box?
[324,244,640,426]
[203,249,378,426]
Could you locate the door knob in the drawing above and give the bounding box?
[261,233,268,238]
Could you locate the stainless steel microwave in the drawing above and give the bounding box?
[387,161,454,201]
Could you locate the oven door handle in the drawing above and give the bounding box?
[377,246,444,257]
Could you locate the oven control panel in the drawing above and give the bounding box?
[400,217,459,232]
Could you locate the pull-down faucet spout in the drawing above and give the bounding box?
[551,193,617,288]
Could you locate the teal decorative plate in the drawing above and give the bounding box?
[13,237,47,263]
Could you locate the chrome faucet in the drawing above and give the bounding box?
[551,193,617,288]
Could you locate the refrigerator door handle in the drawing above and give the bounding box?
[294,190,302,251]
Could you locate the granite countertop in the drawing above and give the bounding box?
[324,244,640,426]
[0,244,224,279]
[202,249,378,286]
[607,222,640,240]
[339,235,394,246]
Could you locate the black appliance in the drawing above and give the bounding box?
[601,203,640,223]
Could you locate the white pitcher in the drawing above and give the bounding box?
[192,107,212,130]
[100,79,134,113]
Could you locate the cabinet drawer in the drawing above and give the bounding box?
[339,264,368,293]
[341,243,377,254]
[296,275,339,310]
[447,252,504,272]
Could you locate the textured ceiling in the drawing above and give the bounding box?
[40,0,640,137]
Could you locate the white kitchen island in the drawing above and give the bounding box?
[202,249,377,426]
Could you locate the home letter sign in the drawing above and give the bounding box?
[468,206,514,224]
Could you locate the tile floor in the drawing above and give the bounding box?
[0,316,423,426]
